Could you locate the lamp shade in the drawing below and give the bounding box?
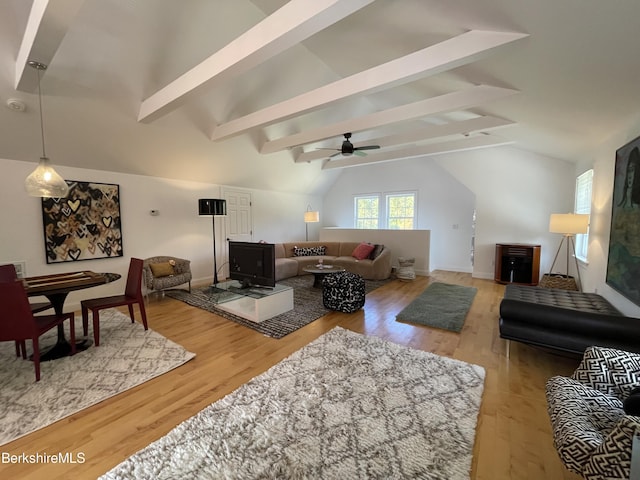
[304,210,319,223]
[549,213,589,235]
[198,199,226,216]
[25,157,69,197]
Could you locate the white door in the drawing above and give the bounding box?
[221,188,252,277]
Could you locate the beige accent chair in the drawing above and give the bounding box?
[143,256,192,294]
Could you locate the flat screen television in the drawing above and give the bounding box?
[228,241,276,288]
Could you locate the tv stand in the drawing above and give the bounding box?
[212,280,293,323]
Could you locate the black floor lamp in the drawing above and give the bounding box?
[199,199,227,286]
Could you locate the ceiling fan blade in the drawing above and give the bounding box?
[329,152,342,158]
[316,147,340,151]
[354,145,380,151]
[354,150,368,157]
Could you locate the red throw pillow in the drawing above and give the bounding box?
[352,242,375,260]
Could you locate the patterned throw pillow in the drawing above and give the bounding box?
[293,246,326,257]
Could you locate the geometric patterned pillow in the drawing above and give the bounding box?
[571,346,640,400]
[293,246,326,257]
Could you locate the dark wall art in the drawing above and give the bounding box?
[41,181,123,263]
[606,135,640,305]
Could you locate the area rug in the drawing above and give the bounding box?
[396,282,478,332]
[165,276,388,339]
[100,327,485,480]
[0,309,195,446]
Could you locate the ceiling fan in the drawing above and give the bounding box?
[317,133,380,158]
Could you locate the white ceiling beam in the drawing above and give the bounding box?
[211,30,528,141]
[294,115,516,162]
[15,0,86,91]
[137,0,374,123]
[322,135,514,169]
[261,84,519,154]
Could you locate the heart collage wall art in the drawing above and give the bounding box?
[40,181,123,263]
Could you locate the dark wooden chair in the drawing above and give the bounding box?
[0,280,76,381]
[0,264,53,313]
[81,258,148,346]
[0,263,53,357]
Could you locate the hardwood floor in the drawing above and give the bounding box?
[0,271,581,479]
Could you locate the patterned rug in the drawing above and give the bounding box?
[100,327,485,480]
[165,276,389,339]
[0,309,195,446]
[396,282,478,332]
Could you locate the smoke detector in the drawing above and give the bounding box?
[6,98,26,112]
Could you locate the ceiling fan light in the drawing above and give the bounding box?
[25,157,69,197]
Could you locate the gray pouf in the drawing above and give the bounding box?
[322,271,365,313]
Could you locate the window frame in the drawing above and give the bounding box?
[353,194,380,229]
[385,191,417,230]
[574,169,593,263]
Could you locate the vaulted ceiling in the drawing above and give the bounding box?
[1,0,639,195]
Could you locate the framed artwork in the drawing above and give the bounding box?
[41,181,123,263]
[606,135,640,305]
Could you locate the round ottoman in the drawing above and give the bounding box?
[322,271,365,313]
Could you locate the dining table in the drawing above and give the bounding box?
[24,270,121,361]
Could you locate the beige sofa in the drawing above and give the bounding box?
[275,241,391,281]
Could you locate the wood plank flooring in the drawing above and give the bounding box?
[0,271,581,479]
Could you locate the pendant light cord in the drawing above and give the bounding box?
[36,66,46,158]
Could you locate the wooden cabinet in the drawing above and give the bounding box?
[494,243,541,285]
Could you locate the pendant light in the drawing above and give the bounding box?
[24,61,69,198]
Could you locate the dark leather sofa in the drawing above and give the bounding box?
[499,285,640,355]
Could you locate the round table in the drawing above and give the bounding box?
[302,266,346,288]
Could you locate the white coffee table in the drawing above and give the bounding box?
[213,281,293,323]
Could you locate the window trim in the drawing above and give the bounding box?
[353,193,380,229]
[385,191,417,230]
[574,169,593,263]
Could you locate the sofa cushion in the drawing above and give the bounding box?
[352,242,375,260]
[150,262,174,277]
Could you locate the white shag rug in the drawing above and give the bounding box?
[0,309,195,446]
[100,327,485,480]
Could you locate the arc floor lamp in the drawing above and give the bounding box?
[199,199,227,286]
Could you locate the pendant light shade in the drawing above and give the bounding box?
[25,157,69,197]
[24,61,69,198]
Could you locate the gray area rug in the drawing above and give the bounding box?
[100,327,485,480]
[0,309,195,446]
[165,276,388,339]
[396,282,478,332]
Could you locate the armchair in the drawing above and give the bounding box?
[546,346,640,479]
[143,256,192,294]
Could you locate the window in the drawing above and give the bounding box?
[574,169,593,262]
[386,193,416,229]
[354,192,416,229]
[354,195,379,229]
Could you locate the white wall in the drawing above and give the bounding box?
[577,116,640,316]
[322,147,575,280]
[0,158,320,311]
[435,146,576,280]
[323,159,475,273]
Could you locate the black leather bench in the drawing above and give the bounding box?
[499,285,640,355]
